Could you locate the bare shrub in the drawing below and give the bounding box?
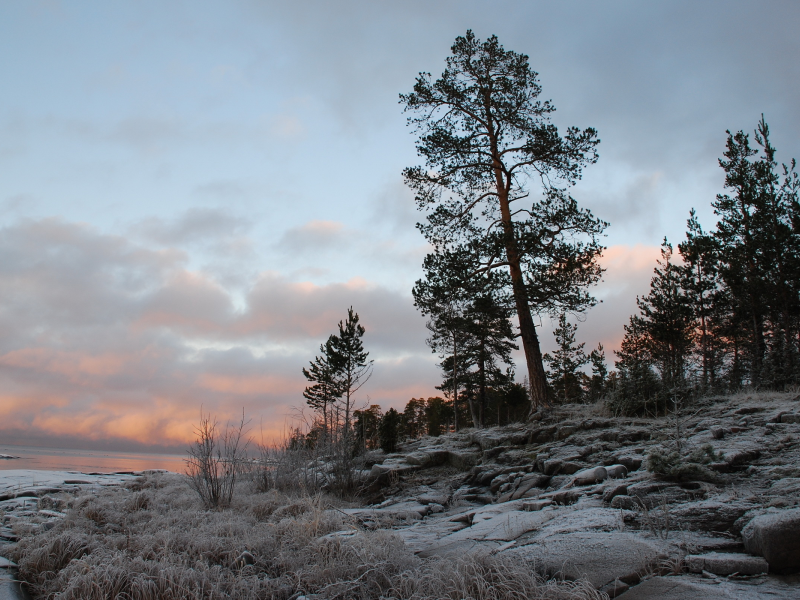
[251,428,366,499]
[185,410,249,509]
[11,473,605,600]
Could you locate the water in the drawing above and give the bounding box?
[0,444,186,473]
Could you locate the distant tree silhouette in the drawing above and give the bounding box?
[378,408,401,453]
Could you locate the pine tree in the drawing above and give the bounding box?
[610,316,661,415]
[302,336,342,440]
[543,313,588,403]
[461,294,518,427]
[586,343,608,402]
[637,240,695,391]
[378,408,401,453]
[712,116,800,386]
[328,307,373,438]
[678,210,724,390]
[402,31,606,411]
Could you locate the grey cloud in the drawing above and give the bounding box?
[275,220,350,255]
[0,217,439,449]
[132,207,251,246]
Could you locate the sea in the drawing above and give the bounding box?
[0,444,186,473]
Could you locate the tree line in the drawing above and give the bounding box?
[609,116,800,414]
[301,32,800,446]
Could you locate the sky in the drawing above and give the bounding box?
[1,0,799,452]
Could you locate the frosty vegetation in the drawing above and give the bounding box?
[9,472,603,600]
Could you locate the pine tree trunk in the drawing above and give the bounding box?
[488,116,550,413]
[452,331,459,432]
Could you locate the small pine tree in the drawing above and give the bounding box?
[637,240,694,391]
[609,315,661,415]
[543,313,589,403]
[585,343,608,402]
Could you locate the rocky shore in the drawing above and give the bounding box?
[334,391,800,597]
[2,391,799,598]
[0,470,148,599]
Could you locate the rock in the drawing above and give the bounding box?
[770,410,789,423]
[726,448,761,467]
[416,493,448,506]
[742,508,800,574]
[522,499,553,512]
[529,426,557,444]
[572,466,608,486]
[551,490,579,506]
[510,474,550,500]
[611,495,637,510]
[231,551,255,569]
[448,511,475,524]
[605,464,628,479]
[669,500,756,533]
[542,459,563,475]
[685,552,768,576]
[614,455,643,472]
[507,532,665,589]
[489,473,512,493]
[447,450,480,470]
[603,483,628,503]
[598,579,630,598]
[619,576,738,599]
[369,462,418,478]
[556,425,578,440]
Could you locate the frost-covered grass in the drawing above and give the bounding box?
[10,472,605,599]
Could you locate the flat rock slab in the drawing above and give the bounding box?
[506,532,666,589]
[619,574,800,599]
[686,552,768,576]
[0,469,139,500]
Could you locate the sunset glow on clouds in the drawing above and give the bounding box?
[1,2,797,451]
[0,217,659,450]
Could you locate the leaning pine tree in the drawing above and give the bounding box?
[402,31,607,411]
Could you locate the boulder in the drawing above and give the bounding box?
[605,464,628,479]
[507,532,665,590]
[613,455,643,472]
[603,483,628,503]
[610,495,637,510]
[561,461,583,475]
[510,473,550,500]
[685,552,768,576]
[522,499,553,512]
[572,466,607,486]
[542,459,564,475]
[447,450,480,470]
[742,508,800,574]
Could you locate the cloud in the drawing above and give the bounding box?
[132,207,251,246]
[0,217,436,449]
[275,220,349,255]
[536,244,663,360]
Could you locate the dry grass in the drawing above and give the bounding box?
[10,473,607,600]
